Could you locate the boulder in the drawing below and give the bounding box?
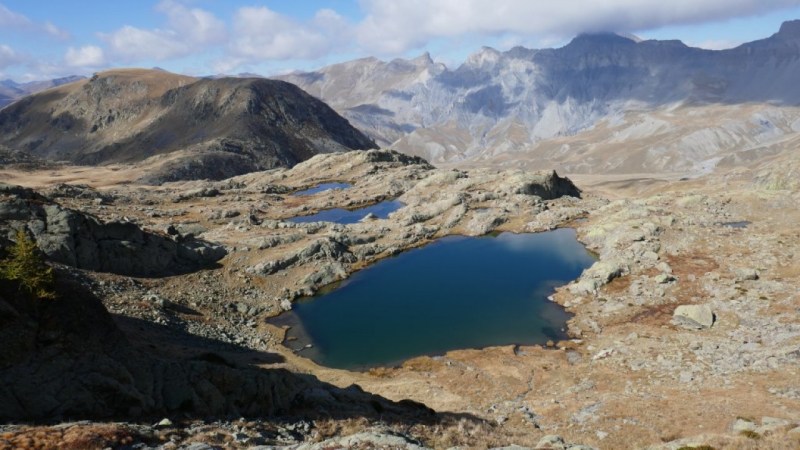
[535,435,566,450]
[735,268,760,282]
[732,418,757,432]
[673,304,715,330]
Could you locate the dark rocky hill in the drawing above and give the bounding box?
[0,69,376,183]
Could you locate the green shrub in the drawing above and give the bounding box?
[0,230,56,300]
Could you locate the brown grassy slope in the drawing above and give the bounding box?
[0,69,376,181]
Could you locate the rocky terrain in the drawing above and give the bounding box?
[2,23,800,448]
[277,21,800,176]
[0,69,376,183]
[1,148,798,449]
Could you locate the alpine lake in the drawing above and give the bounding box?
[269,228,596,370]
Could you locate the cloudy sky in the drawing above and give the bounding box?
[2,0,800,81]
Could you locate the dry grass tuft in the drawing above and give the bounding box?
[0,424,139,450]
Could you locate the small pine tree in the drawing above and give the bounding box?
[0,230,56,300]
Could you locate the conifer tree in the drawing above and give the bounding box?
[0,230,55,300]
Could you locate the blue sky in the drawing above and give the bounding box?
[1,0,800,81]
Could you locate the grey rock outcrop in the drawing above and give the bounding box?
[0,183,225,276]
[513,170,582,199]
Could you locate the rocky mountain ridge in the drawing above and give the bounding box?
[0,69,376,183]
[276,20,800,174]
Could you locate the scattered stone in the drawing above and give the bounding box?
[535,435,566,450]
[735,268,760,282]
[183,444,216,450]
[592,348,615,360]
[672,304,715,329]
[156,418,173,428]
[756,416,792,433]
[654,273,675,284]
[732,418,757,432]
[566,350,582,365]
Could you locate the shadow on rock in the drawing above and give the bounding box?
[0,269,480,430]
[0,183,226,277]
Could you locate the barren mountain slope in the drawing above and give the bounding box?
[0,69,376,182]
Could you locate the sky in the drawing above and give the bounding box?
[2,0,800,81]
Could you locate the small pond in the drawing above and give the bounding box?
[269,228,596,370]
[292,182,352,196]
[288,200,404,224]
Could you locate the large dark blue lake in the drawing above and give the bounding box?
[270,228,596,370]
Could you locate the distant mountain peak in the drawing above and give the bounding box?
[778,19,800,39]
[412,52,434,65]
[570,31,640,46]
[465,46,502,67]
[616,32,643,43]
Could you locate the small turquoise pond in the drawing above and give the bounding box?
[288,200,404,224]
[270,228,596,370]
[293,182,352,196]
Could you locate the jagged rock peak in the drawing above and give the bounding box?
[412,51,434,65]
[466,46,503,66]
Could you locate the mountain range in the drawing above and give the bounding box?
[276,20,800,175]
[2,21,800,179]
[0,75,85,108]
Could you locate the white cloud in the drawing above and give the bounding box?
[0,4,69,40]
[0,4,31,28]
[227,7,349,61]
[356,0,800,54]
[156,0,226,45]
[0,44,22,69]
[102,0,225,62]
[43,21,70,40]
[103,26,189,61]
[64,45,105,67]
